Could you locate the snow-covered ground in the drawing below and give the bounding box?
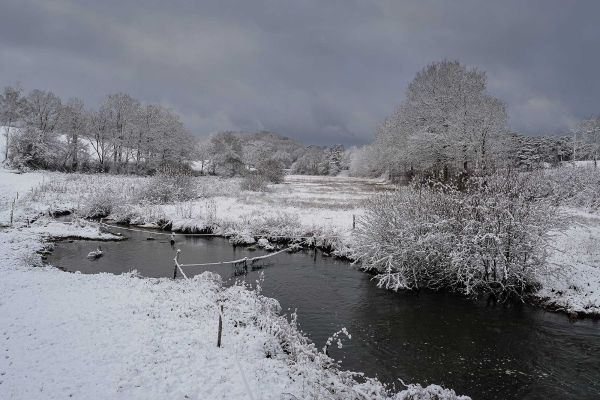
[4,168,600,317]
[2,165,600,398]
[0,169,469,399]
[7,172,390,257]
[536,208,600,316]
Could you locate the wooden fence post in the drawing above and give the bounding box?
[217,304,224,348]
[173,249,181,279]
[10,199,15,226]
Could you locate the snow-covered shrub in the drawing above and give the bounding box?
[196,176,240,197]
[139,167,197,204]
[355,172,557,300]
[228,233,256,245]
[8,128,66,170]
[81,190,117,218]
[526,166,600,210]
[396,384,470,400]
[240,173,269,191]
[174,202,197,219]
[256,158,285,183]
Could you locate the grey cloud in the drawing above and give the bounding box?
[1,0,599,145]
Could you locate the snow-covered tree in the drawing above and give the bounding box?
[25,89,62,135]
[8,89,63,169]
[85,106,111,172]
[59,97,87,171]
[327,144,345,176]
[104,93,140,173]
[210,131,244,176]
[575,115,600,166]
[373,60,507,181]
[349,144,388,178]
[292,146,329,175]
[0,84,26,162]
[256,157,285,183]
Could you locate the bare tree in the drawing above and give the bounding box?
[85,107,111,171]
[194,138,213,174]
[104,93,140,172]
[59,98,86,170]
[25,89,62,135]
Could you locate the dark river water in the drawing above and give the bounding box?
[47,227,600,400]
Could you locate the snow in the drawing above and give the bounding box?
[0,241,291,399]
[0,169,469,399]
[4,165,599,398]
[28,219,122,240]
[562,160,598,168]
[0,126,7,163]
[5,168,600,317]
[536,208,600,315]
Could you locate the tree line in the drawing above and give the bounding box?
[196,131,350,177]
[0,85,194,173]
[349,60,600,181]
[0,84,353,178]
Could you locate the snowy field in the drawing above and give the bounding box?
[2,166,600,399]
[3,172,391,256]
[3,168,600,316]
[0,169,469,399]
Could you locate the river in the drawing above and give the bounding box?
[47,227,600,399]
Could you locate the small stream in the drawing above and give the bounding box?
[47,227,600,399]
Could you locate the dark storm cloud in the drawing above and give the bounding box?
[1,0,599,144]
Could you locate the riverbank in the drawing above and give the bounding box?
[535,208,600,317]
[4,169,600,318]
[0,170,469,399]
[16,170,600,317]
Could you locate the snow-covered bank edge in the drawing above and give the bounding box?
[107,212,600,320]
[1,219,468,399]
[533,210,600,318]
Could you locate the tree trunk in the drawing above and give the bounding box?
[72,132,78,171]
[3,126,10,162]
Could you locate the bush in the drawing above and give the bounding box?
[256,158,285,183]
[8,128,64,170]
[139,166,197,204]
[526,166,600,210]
[355,172,558,300]
[240,173,269,192]
[82,190,117,218]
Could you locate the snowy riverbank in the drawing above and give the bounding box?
[536,208,600,316]
[0,170,469,399]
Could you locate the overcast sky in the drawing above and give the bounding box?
[1,0,599,145]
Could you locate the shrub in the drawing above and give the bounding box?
[82,190,116,218]
[139,166,197,204]
[240,173,269,192]
[355,172,558,301]
[527,166,600,210]
[196,177,240,197]
[256,158,285,183]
